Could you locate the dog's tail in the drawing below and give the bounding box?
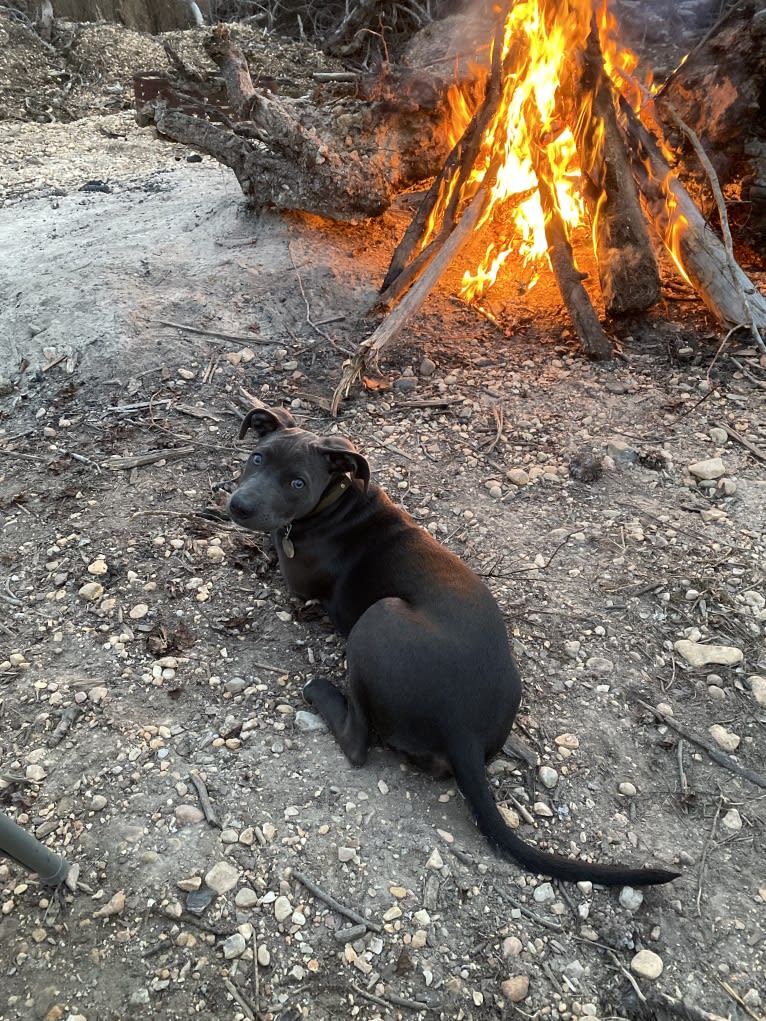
[449,741,679,886]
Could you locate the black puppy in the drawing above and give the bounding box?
[228,406,678,886]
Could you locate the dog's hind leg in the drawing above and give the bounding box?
[303,678,370,766]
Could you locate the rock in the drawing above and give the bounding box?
[533,882,555,904]
[718,477,737,496]
[554,733,579,749]
[274,895,292,922]
[129,602,149,619]
[393,375,418,392]
[235,887,259,909]
[674,640,743,668]
[722,808,743,832]
[618,782,637,796]
[502,936,523,956]
[506,468,530,486]
[538,766,559,789]
[87,557,108,575]
[222,932,246,959]
[630,949,663,980]
[501,975,529,1002]
[204,861,240,896]
[687,457,725,480]
[708,724,740,751]
[750,676,766,707]
[175,805,205,825]
[606,439,638,463]
[295,710,328,732]
[337,846,357,862]
[708,427,728,444]
[78,582,104,601]
[90,795,108,812]
[426,848,444,870]
[419,357,436,376]
[563,640,581,659]
[619,886,644,911]
[224,677,247,694]
[129,989,151,1006]
[586,656,613,673]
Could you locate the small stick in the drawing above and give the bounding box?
[729,355,766,391]
[713,421,766,463]
[312,71,357,82]
[332,186,489,415]
[289,868,382,932]
[718,979,765,1021]
[189,773,221,828]
[251,927,260,1011]
[152,319,274,346]
[106,400,173,413]
[496,886,565,933]
[349,980,436,1012]
[637,700,766,790]
[0,448,47,462]
[696,797,722,916]
[398,397,465,409]
[101,445,195,470]
[222,976,255,1021]
[607,950,646,1003]
[677,738,689,799]
[48,706,84,747]
[647,990,730,1021]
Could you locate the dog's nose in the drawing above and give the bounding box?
[227,491,250,521]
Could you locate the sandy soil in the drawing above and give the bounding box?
[1,14,766,1021]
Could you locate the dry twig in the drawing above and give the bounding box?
[290,868,382,932]
[189,773,221,828]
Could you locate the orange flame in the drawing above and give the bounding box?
[430,0,661,303]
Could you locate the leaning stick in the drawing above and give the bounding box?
[380,18,508,302]
[570,16,661,315]
[619,98,766,341]
[290,868,382,932]
[331,187,489,415]
[638,700,766,789]
[660,100,766,356]
[530,144,613,359]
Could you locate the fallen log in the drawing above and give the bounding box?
[136,26,461,222]
[619,98,766,339]
[571,16,661,316]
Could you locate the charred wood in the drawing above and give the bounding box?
[620,99,766,338]
[531,146,613,360]
[571,16,661,316]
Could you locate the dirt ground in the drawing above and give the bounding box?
[1,13,766,1021]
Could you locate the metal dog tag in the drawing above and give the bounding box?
[281,526,295,559]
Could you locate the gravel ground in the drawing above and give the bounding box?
[1,12,766,1021]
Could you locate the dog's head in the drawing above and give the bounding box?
[227,406,370,532]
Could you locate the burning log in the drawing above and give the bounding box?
[619,98,766,341]
[530,144,613,359]
[570,17,661,316]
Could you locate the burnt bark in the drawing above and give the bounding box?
[571,17,661,316]
[136,26,459,221]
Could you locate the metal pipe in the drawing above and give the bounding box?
[0,812,69,886]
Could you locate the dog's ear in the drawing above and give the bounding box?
[239,406,297,440]
[317,436,370,491]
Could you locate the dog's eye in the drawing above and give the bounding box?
[290,478,305,489]
[250,452,263,464]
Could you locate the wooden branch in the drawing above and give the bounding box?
[380,18,507,301]
[638,699,766,789]
[531,146,613,359]
[619,98,766,337]
[332,187,490,414]
[572,17,661,315]
[204,24,256,115]
[153,105,393,221]
[660,100,766,357]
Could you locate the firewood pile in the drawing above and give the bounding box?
[133,1,766,414]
